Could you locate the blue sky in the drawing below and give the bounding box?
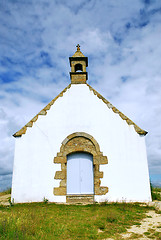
[0,0,161,191]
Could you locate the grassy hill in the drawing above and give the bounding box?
[0,201,155,239]
[0,187,161,239]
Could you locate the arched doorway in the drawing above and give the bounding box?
[67,152,94,194]
[54,132,108,201]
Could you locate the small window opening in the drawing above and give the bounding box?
[75,64,83,72]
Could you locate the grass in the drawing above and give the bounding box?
[144,228,161,239]
[0,188,11,197]
[150,185,161,201]
[0,202,154,240]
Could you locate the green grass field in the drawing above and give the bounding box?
[0,188,11,197]
[1,187,161,239]
[151,186,161,201]
[0,201,154,240]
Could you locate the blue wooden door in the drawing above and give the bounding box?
[67,152,94,194]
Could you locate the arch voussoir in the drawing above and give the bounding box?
[53,132,108,198]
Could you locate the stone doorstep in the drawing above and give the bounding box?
[66,194,94,204]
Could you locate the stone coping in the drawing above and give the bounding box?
[13,83,147,137]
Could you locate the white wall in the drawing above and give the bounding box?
[11,84,151,203]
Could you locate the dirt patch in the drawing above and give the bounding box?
[120,209,161,239]
[149,201,161,211]
[0,194,11,206]
[104,201,161,240]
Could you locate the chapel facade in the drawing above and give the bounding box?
[11,46,151,204]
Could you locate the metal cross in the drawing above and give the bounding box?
[76,44,80,51]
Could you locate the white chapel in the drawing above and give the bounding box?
[11,45,151,203]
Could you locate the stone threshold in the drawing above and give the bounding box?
[66,194,94,204]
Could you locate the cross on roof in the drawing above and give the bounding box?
[76,44,80,51]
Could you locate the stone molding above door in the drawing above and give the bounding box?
[53,132,108,196]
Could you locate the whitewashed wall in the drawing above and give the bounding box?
[11,84,151,203]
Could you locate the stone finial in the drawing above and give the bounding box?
[76,44,80,51]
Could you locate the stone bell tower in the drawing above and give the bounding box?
[69,44,88,84]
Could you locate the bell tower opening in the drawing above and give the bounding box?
[69,44,88,84]
[75,63,83,72]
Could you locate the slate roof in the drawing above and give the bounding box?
[13,83,147,137]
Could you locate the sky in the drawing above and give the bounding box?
[0,0,161,191]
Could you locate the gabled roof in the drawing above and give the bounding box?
[13,83,147,137]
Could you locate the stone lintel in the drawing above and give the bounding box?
[66,195,94,204]
[69,57,88,67]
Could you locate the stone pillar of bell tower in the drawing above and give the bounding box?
[69,44,88,84]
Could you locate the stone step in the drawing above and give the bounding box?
[66,194,94,204]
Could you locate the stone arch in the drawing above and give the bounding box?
[53,132,108,197]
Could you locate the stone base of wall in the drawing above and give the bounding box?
[66,194,94,204]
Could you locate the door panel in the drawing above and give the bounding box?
[67,152,94,194]
[67,154,80,194]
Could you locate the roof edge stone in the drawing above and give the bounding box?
[13,83,147,137]
[86,83,148,136]
[13,84,72,137]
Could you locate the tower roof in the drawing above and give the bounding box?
[69,44,88,67]
[72,44,86,57]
